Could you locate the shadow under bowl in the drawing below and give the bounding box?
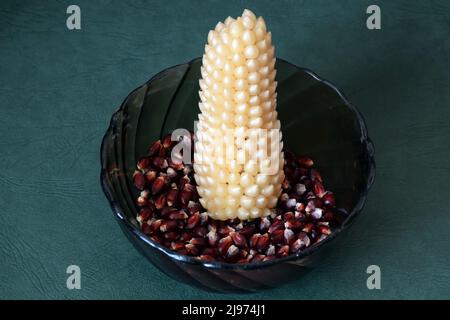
[100,58,375,293]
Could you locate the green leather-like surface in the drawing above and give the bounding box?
[1,0,449,299]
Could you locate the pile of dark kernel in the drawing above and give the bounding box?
[133,133,337,263]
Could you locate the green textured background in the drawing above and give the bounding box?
[1,0,449,299]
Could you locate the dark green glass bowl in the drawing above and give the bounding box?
[100,58,375,293]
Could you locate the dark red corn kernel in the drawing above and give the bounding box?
[263,255,277,262]
[311,208,323,220]
[159,220,178,232]
[298,232,311,247]
[218,236,233,256]
[295,183,306,195]
[189,237,206,247]
[163,240,172,248]
[193,226,208,237]
[285,198,297,210]
[271,229,285,244]
[239,224,256,237]
[137,157,150,171]
[140,188,149,198]
[185,243,199,256]
[252,254,266,262]
[183,166,192,175]
[141,222,152,235]
[155,193,167,209]
[168,158,184,171]
[180,232,192,242]
[310,169,323,182]
[285,219,302,230]
[186,212,201,229]
[230,231,247,248]
[145,170,157,183]
[199,255,214,261]
[283,211,295,221]
[282,178,291,190]
[178,175,190,190]
[226,245,240,259]
[316,234,328,243]
[300,172,311,183]
[318,225,332,235]
[202,247,218,258]
[284,228,295,245]
[162,134,174,149]
[322,210,334,221]
[133,171,146,190]
[190,188,199,202]
[166,167,177,179]
[256,233,270,253]
[171,241,185,251]
[268,220,284,234]
[313,181,326,198]
[277,245,290,257]
[166,189,179,207]
[240,250,248,259]
[179,190,192,206]
[295,202,305,212]
[218,225,235,235]
[150,235,162,244]
[313,198,324,208]
[284,166,294,180]
[187,201,203,215]
[291,168,302,182]
[305,200,315,213]
[207,230,218,246]
[150,156,164,170]
[177,220,185,229]
[298,156,314,168]
[245,254,254,263]
[158,145,166,157]
[168,210,188,220]
[177,248,188,256]
[287,192,301,202]
[284,150,296,164]
[200,212,209,225]
[136,196,147,207]
[280,193,289,202]
[152,176,166,195]
[290,239,305,253]
[150,219,163,231]
[208,221,218,232]
[295,211,305,219]
[139,207,153,223]
[259,217,271,232]
[148,140,162,156]
[250,233,262,248]
[160,206,177,218]
[183,183,196,193]
[163,231,178,241]
[171,149,183,166]
[266,245,276,256]
[322,192,336,207]
[302,223,314,234]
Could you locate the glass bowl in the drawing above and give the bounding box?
[100,58,375,293]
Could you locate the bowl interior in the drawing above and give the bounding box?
[101,57,375,258]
